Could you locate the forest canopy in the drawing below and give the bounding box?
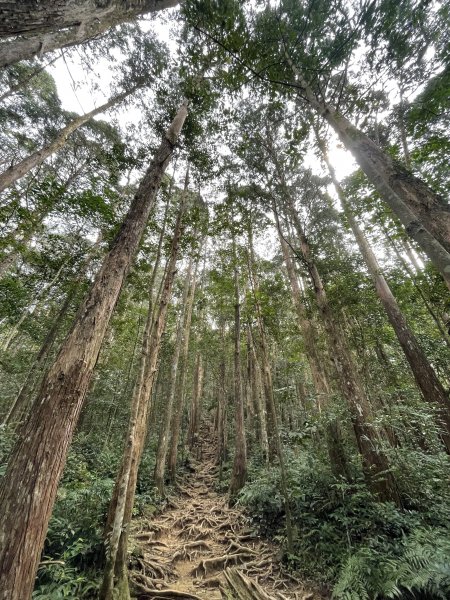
[0,1,449,599]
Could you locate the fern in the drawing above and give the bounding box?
[333,528,450,600]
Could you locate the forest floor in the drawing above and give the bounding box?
[128,421,323,600]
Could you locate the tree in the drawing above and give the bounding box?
[316,132,450,453]
[229,232,247,497]
[186,0,450,287]
[0,86,138,193]
[100,169,190,600]
[0,100,188,600]
[0,0,179,67]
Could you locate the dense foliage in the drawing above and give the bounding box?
[0,2,449,599]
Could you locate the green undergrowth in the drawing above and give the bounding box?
[238,449,450,600]
[26,432,162,599]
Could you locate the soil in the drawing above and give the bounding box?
[128,421,324,600]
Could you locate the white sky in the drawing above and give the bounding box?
[47,8,358,184]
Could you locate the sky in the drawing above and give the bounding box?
[47,9,358,188]
[42,9,362,263]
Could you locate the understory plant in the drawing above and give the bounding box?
[238,449,450,599]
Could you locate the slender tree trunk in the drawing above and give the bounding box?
[0,0,180,68]
[229,238,247,497]
[244,328,256,448]
[247,326,270,462]
[247,228,294,549]
[320,141,450,452]
[383,225,450,348]
[285,54,450,283]
[398,83,412,170]
[216,323,227,466]
[3,292,73,427]
[2,254,70,351]
[167,248,201,482]
[287,198,400,503]
[0,56,59,102]
[0,101,188,600]
[154,253,194,495]
[188,353,204,448]
[187,353,204,447]
[273,196,350,479]
[0,162,90,279]
[100,168,189,600]
[0,86,138,193]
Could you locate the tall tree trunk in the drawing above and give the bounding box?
[100,169,189,600]
[215,322,227,466]
[154,252,194,495]
[247,326,270,462]
[285,53,450,284]
[244,328,256,450]
[0,0,180,68]
[0,86,139,193]
[285,195,400,503]
[273,205,350,479]
[167,248,201,482]
[229,237,247,497]
[187,353,204,447]
[319,139,450,452]
[188,353,204,448]
[0,101,188,600]
[246,226,295,550]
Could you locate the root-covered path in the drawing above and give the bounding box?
[128,422,321,600]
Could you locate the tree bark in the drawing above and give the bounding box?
[0,101,188,600]
[0,86,138,193]
[101,168,189,600]
[229,237,247,498]
[0,0,180,68]
[319,139,450,452]
[285,53,450,285]
[154,251,194,495]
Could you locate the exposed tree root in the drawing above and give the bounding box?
[191,551,256,578]
[172,541,211,561]
[137,588,205,599]
[223,568,275,600]
[128,420,322,600]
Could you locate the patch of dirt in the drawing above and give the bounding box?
[128,421,324,600]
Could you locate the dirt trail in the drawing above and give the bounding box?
[129,421,321,600]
